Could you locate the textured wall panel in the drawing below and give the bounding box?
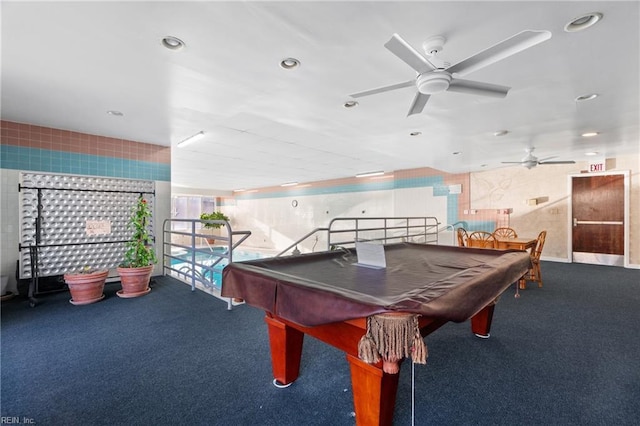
[19,172,155,278]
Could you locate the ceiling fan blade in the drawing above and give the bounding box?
[350,80,415,98]
[447,30,552,77]
[447,78,510,98]
[384,33,436,74]
[407,92,430,116]
[538,160,576,165]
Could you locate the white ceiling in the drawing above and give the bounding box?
[2,1,639,192]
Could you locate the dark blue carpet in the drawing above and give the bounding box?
[1,261,639,425]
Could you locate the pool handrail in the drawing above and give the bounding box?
[276,216,440,257]
[161,218,252,309]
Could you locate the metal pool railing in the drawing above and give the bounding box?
[161,219,251,309]
[277,216,441,257]
[437,221,469,246]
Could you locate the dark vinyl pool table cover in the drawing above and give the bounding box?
[221,243,531,327]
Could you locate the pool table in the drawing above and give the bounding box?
[222,243,530,426]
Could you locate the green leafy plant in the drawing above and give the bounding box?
[121,196,157,267]
[200,211,230,230]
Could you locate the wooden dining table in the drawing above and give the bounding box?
[464,234,539,290]
[493,236,539,290]
[494,236,537,251]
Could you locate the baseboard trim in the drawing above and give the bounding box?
[542,256,640,270]
[541,256,570,263]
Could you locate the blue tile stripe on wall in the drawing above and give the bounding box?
[235,179,396,199]
[233,175,461,200]
[394,176,444,189]
[0,145,170,181]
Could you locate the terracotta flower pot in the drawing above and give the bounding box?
[116,265,153,298]
[64,270,108,305]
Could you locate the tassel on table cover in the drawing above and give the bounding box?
[358,313,427,366]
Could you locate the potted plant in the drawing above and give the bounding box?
[64,266,108,305]
[116,196,157,298]
[199,211,230,244]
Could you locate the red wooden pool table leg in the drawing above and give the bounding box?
[470,302,496,338]
[264,314,400,425]
[265,315,304,385]
[262,312,485,425]
[347,354,399,426]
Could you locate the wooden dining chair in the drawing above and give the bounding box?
[519,230,547,289]
[468,231,497,248]
[456,228,469,247]
[493,227,517,239]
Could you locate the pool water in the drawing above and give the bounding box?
[169,247,266,289]
[170,247,262,264]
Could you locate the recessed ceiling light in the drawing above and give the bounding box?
[343,100,358,108]
[493,130,509,137]
[106,110,123,116]
[409,131,422,136]
[564,12,603,32]
[585,152,599,156]
[581,132,599,137]
[162,36,185,50]
[280,58,300,70]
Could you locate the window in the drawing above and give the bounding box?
[171,196,216,230]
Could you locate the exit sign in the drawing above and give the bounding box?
[589,158,606,172]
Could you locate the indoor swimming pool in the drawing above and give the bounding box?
[167,246,269,293]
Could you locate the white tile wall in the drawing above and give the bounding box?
[1,169,20,293]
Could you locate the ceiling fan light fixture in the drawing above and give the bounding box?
[417,72,451,94]
[162,36,185,50]
[280,58,300,70]
[564,12,603,32]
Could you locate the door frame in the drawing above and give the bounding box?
[567,170,630,267]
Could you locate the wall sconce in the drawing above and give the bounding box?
[527,197,549,206]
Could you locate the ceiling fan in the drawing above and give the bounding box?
[350,30,551,116]
[502,147,576,169]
